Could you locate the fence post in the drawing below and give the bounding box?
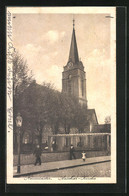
[48,136,52,152]
[107,134,110,155]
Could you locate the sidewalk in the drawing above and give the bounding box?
[13,156,111,177]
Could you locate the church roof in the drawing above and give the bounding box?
[68,22,79,64]
[87,109,99,124]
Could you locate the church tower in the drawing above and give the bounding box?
[62,19,87,106]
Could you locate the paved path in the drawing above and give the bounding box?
[30,162,111,177]
[13,156,111,177]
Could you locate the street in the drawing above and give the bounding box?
[30,162,111,177]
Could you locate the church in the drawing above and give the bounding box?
[46,20,111,153]
[62,20,98,131]
[15,19,111,154]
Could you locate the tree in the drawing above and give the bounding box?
[19,82,52,145]
[60,93,77,134]
[13,52,33,152]
[73,103,88,133]
[13,52,33,101]
[14,79,89,149]
[15,81,59,146]
[104,116,111,124]
[47,90,62,134]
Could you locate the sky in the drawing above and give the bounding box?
[12,13,114,124]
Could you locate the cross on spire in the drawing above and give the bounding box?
[73,18,75,28]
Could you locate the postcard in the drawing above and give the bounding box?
[6,7,116,184]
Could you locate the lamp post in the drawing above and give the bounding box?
[16,113,22,173]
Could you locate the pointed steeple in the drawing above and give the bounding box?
[68,19,79,64]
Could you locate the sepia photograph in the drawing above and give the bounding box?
[6,7,116,184]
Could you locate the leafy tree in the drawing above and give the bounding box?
[14,79,89,149]
[60,93,77,134]
[13,52,33,152]
[16,81,53,146]
[104,116,111,124]
[47,90,62,134]
[73,103,88,133]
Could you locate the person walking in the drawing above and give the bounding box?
[70,145,76,160]
[44,140,48,151]
[52,140,57,152]
[82,151,86,162]
[33,144,42,166]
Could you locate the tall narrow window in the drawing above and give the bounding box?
[68,80,71,95]
[68,75,72,95]
[81,80,84,96]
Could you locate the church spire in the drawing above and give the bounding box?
[68,19,79,64]
[73,18,75,28]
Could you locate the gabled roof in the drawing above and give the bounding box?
[87,109,98,124]
[68,26,79,64]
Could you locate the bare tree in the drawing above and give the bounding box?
[13,52,33,101]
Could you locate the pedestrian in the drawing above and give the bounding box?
[82,151,86,162]
[70,144,76,160]
[44,140,48,151]
[33,144,42,166]
[52,140,56,152]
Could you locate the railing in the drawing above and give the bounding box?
[48,133,111,152]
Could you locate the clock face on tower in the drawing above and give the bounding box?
[67,61,73,69]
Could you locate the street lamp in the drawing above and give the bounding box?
[16,113,22,173]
